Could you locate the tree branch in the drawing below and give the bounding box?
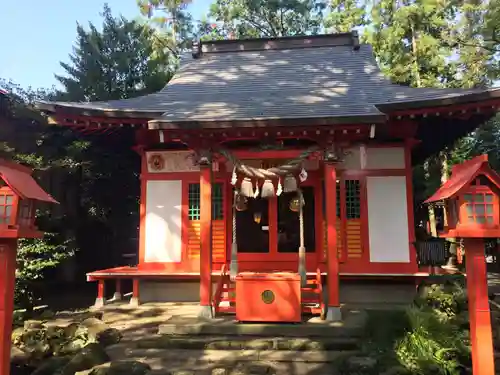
[243,16,273,37]
[261,9,279,36]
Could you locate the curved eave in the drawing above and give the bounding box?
[34,101,163,119]
[148,113,387,130]
[375,89,500,114]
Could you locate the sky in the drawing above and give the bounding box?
[0,0,211,91]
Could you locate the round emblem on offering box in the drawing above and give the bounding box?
[261,290,275,304]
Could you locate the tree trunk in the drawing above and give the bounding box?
[424,160,438,237]
[410,20,422,88]
[441,151,458,268]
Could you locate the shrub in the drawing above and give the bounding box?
[415,277,468,318]
[352,280,471,375]
[15,233,76,310]
[395,306,470,375]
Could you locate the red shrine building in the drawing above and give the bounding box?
[35,31,500,320]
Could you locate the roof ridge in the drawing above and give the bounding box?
[192,31,360,58]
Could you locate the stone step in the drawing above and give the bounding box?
[120,334,361,351]
[158,323,362,338]
[148,361,340,375]
[157,311,366,338]
[105,348,358,374]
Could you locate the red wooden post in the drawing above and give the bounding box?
[199,163,213,318]
[464,238,495,375]
[324,162,341,321]
[95,280,105,308]
[0,240,17,375]
[130,278,140,307]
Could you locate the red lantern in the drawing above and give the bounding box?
[0,159,58,375]
[426,154,498,375]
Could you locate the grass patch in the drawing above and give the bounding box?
[334,278,472,375]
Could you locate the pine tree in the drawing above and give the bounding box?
[208,0,328,38]
[53,5,173,277]
[366,0,456,87]
[137,0,194,57]
[56,4,170,102]
[325,0,367,33]
[445,1,496,88]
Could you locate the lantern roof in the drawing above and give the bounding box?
[0,160,58,203]
[425,155,500,203]
[35,31,500,127]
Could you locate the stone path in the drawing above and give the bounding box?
[68,303,362,375]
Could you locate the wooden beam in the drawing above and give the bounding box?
[324,161,341,321]
[0,240,18,375]
[199,160,213,317]
[464,238,495,375]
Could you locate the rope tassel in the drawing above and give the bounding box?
[277,177,283,196]
[261,179,275,198]
[240,177,254,198]
[284,174,298,193]
[253,182,260,198]
[231,166,237,186]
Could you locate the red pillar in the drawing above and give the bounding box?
[94,280,105,308]
[464,238,495,375]
[130,278,140,307]
[199,164,213,317]
[324,162,341,321]
[0,239,17,375]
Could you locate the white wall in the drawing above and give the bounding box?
[144,180,182,263]
[366,148,405,169]
[341,147,405,170]
[367,176,410,263]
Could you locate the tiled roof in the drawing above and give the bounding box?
[425,155,500,203]
[36,32,498,123]
[0,160,58,203]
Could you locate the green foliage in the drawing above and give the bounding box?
[56,4,171,102]
[325,0,366,33]
[2,4,173,310]
[208,0,327,38]
[395,306,469,375]
[15,233,76,310]
[350,280,471,375]
[396,280,471,374]
[365,0,455,87]
[194,18,229,41]
[450,116,500,171]
[415,280,468,318]
[137,0,194,57]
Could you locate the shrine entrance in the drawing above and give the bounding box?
[235,196,270,254]
[233,169,321,270]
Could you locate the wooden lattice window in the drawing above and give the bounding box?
[463,192,495,225]
[0,192,15,225]
[322,178,363,259]
[345,180,361,219]
[188,184,201,220]
[188,183,224,221]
